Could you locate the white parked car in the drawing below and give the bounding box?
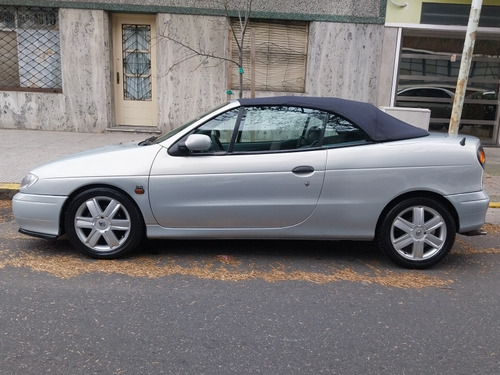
[13,96,489,268]
[396,86,455,130]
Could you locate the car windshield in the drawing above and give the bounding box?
[152,103,228,144]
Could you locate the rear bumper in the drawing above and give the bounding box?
[446,190,490,233]
[12,192,67,238]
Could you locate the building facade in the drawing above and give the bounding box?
[0,0,386,133]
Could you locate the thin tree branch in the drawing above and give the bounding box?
[159,34,240,67]
[159,0,253,98]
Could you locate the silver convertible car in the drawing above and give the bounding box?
[13,96,490,268]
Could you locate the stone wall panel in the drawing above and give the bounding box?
[156,14,227,132]
[0,9,112,132]
[306,22,384,103]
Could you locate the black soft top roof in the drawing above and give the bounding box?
[238,96,429,142]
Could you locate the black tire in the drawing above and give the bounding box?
[377,197,456,269]
[65,187,145,259]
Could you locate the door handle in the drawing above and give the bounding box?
[292,165,314,174]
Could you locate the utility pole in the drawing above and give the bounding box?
[448,0,482,137]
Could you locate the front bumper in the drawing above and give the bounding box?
[12,192,67,239]
[446,190,490,233]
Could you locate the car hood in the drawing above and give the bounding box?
[29,142,163,179]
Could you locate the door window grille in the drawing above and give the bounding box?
[122,24,152,101]
[0,6,61,92]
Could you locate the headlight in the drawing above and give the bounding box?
[20,173,39,190]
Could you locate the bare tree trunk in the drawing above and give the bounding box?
[226,0,252,98]
[250,29,256,98]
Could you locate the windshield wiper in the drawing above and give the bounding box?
[138,136,158,146]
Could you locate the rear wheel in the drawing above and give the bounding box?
[377,197,456,269]
[65,188,144,259]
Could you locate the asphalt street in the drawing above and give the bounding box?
[0,199,499,375]
[0,129,499,375]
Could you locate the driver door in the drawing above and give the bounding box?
[149,106,328,229]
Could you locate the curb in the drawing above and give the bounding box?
[0,183,20,200]
[1,183,500,208]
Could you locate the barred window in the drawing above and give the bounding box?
[0,6,61,92]
[230,20,308,93]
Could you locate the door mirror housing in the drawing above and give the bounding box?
[184,134,212,151]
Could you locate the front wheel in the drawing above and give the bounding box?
[65,188,145,259]
[377,198,456,269]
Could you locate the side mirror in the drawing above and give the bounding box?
[184,134,212,151]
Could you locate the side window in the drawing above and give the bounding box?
[401,89,420,97]
[323,114,370,147]
[234,106,327,152]
[191,108,239,152]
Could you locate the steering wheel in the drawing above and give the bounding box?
[211,131,224,151]
[296,136,306,148]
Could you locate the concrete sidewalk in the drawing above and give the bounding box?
[1,128,499,222]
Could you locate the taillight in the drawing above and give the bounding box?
[477,146,486,168]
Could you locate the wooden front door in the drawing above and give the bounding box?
[113,14,157,127]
